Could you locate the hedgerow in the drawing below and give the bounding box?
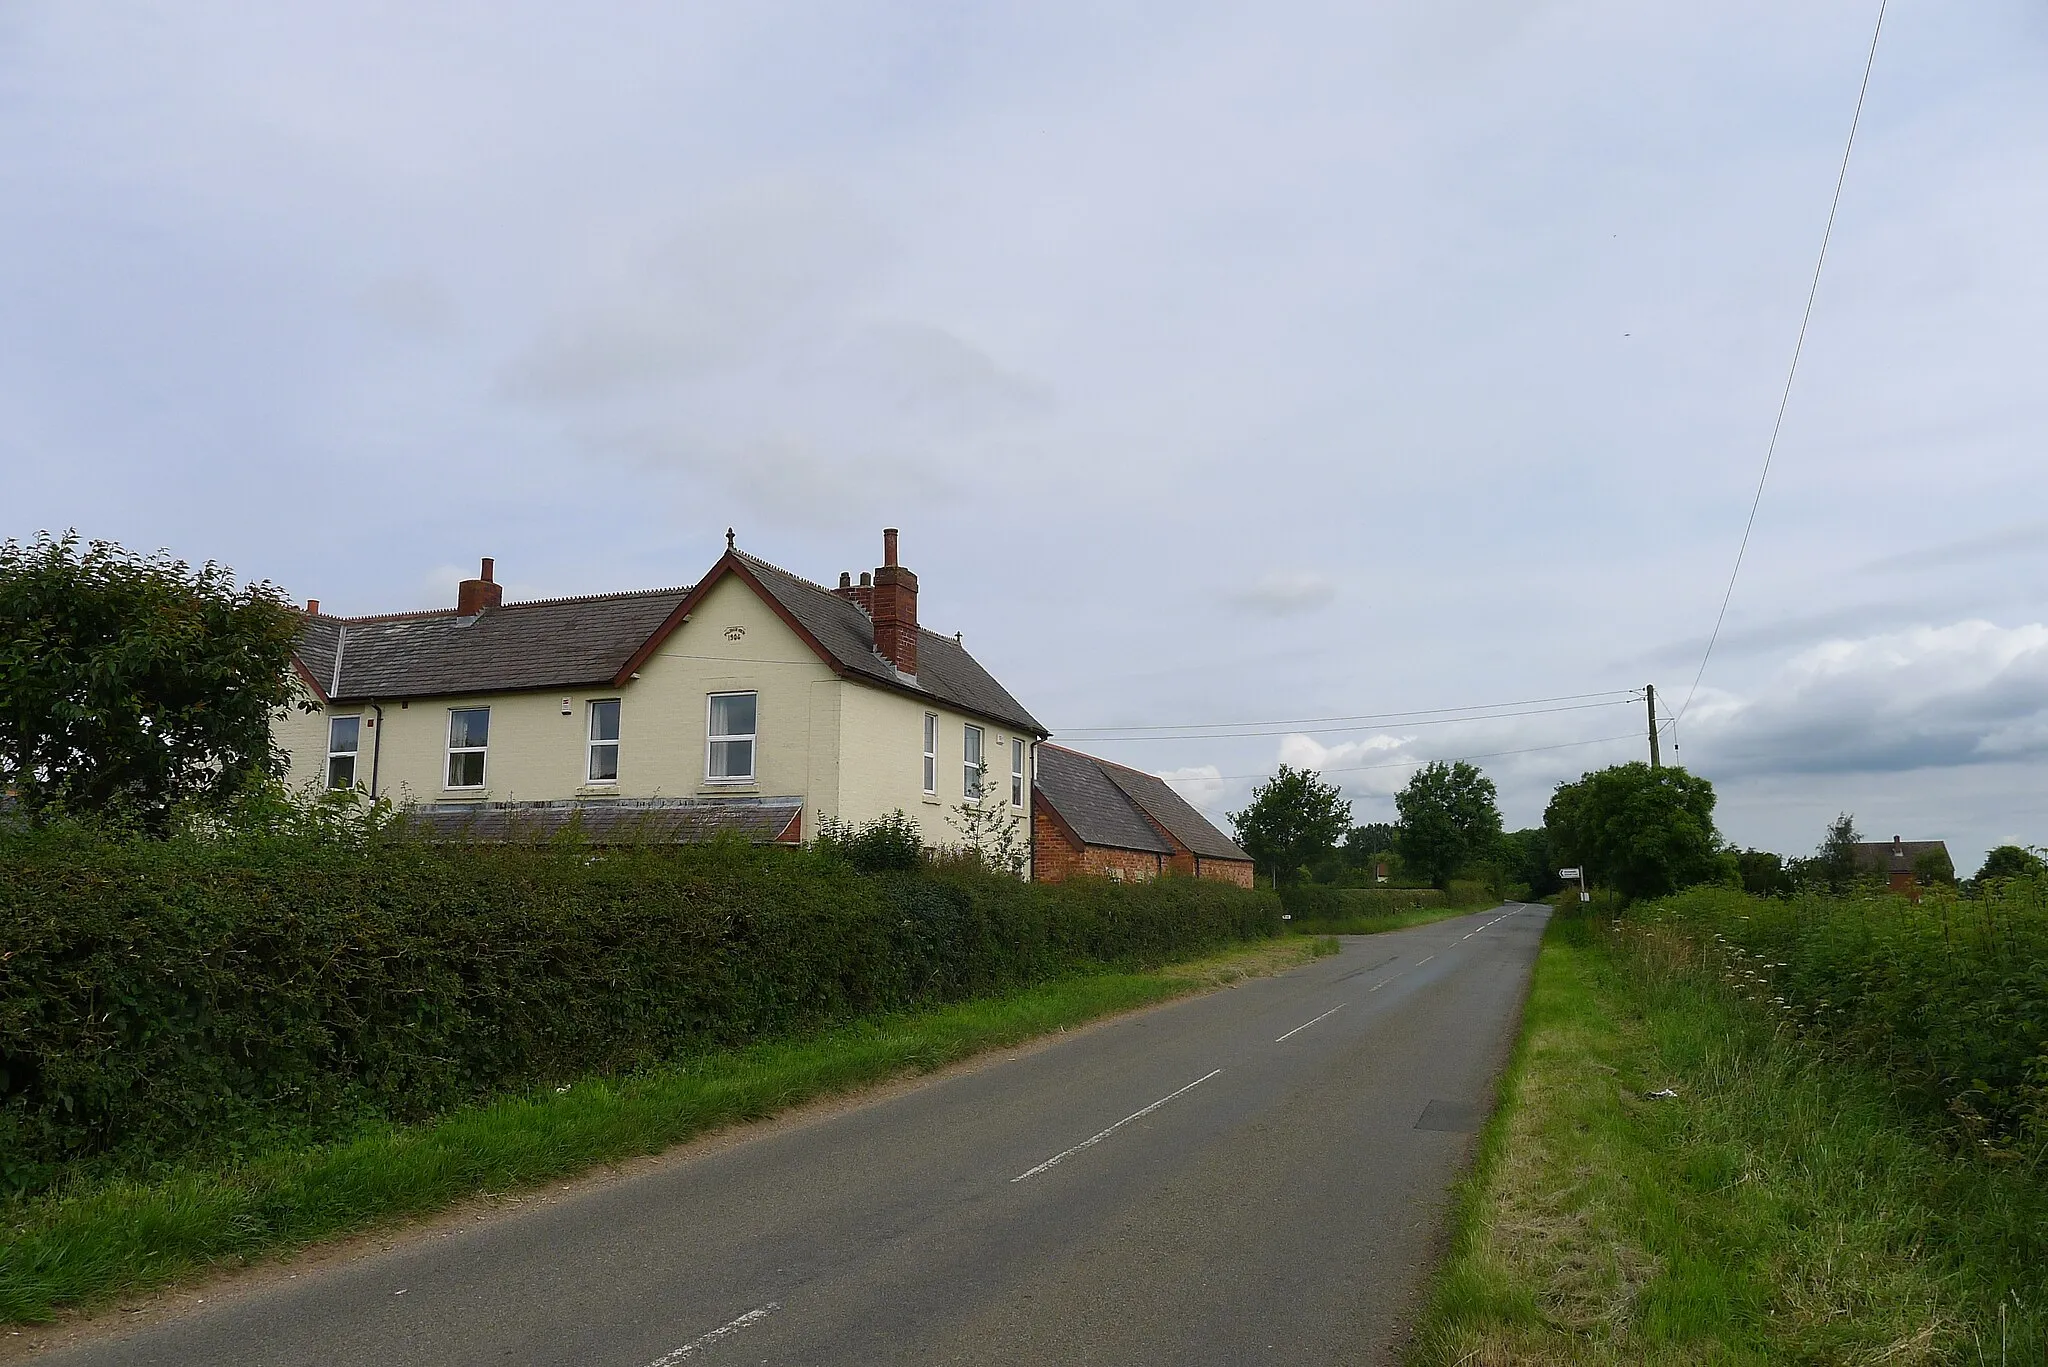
[0,823,1278,1196]
[1637,879,2048,1163]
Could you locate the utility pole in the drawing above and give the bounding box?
[1645,683,1661,769]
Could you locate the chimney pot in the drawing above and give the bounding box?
[457,557,504,614]
[306,598,320,615]
[860,571,871,587]
[883,528,899,567]
[838,572,851,589]
[480,557,495,583]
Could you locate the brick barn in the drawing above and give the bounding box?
[1031,744,1255,887]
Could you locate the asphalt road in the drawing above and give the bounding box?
[42,903,1550,1367]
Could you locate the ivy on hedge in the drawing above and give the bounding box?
[0,825,1278,1196]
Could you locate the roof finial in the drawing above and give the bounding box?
[725,527,736,551]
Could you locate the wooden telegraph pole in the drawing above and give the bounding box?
[1645,683,1661,769]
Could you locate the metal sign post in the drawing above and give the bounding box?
[1559,867,1589,903]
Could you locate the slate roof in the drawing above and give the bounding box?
[399,798,803,844]
[292,546,1046,735]
[1034,745,1175,854]
[1852,839,1949,876]
[299,588,688,700]
[1034,745,1252,863]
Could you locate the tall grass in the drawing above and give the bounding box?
[1412,904,2047,1364]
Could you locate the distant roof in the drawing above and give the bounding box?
[293,546,1045,735]
[1034,744,1251,863]
[1852,839,1948,875]
[398,797,802,845]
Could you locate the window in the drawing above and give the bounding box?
[963,723,984,799]
[921,712,939,794]
[706,691,757,782]
[587,699,621,783]
[326,715,360,790]
[446,707,489,788]
[1011,737,1026,808]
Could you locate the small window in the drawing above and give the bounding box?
[963,723,984,799]
[1011,737,1025,808]
[922,713,938,794]
[446,707,489,788]
[706,691,757,783]
[326,715,360,790]
[587,699,621,783]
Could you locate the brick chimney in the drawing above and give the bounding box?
[457,557,503,615]
[305,599,320,616]
[833,569,875,614]
[870,528,918,675]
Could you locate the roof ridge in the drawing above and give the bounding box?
[311,583,692,624]
[733,550,839,597]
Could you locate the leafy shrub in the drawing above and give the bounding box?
[813,810,925,873]
[1636,880,2048,1162]
[1280,885,1450,921]
[0,823,1278,1195]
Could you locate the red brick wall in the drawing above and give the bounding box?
[1031,805,1166,883]
[1196,857,1256,888]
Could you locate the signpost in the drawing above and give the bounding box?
[1559,867,1590,903]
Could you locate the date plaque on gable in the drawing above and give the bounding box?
[722,625,746,641]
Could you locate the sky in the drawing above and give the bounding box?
[3,2,2044,874]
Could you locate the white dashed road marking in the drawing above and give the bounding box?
[1011,1070,1224,1182]
[1274,1004,1344,1043]
[646,1304,780,1364]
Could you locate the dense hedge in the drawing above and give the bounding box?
[0,827,1279,1194]
[1281,885,1447,919]
[1641,881,2048,1161]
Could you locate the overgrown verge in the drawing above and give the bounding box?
[1411,900,2046,1364]
[0,936,1330,1325]
[0,822,1279,1200]
[1280,881,1497,936]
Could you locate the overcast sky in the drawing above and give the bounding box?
[4,2,2044,873]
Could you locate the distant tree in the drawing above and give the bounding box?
[1736,848,1793,898]
[1230,765,1352,888]
[1544,762,1722,902]
[1912,847,1956,887]
[1394,761,1503,889]
[0,532,306,828]
[1348,822,1399,862]
[1815,813,1862,893]
[1975,844,2046,883]
[1499,827,1562,899]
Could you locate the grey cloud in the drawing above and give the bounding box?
[1859,520,2048,575]
[1230,571,1336,615]
[356,275,457,339]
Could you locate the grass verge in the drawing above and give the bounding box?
[1410,910,2045,1365]
[0,935,1335,1327]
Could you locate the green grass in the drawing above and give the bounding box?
[0,936,1334,1327]
[1410,909,2046,1365]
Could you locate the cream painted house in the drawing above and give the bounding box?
[278,531,1046,867]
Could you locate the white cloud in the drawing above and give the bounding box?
[1230,571,1337,615]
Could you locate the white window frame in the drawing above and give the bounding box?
[326,715,361,790]
[922,712,938,795]
[446,707,490,790]
[705,691,758,784]
[963,723,984,799]
[587,699,621,784]
[1011,737,1026,808]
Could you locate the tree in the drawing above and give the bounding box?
[1912,847,1956,887]
[1736,848,1792,897]
[1499,827,1562,899]
[1229,765,1352,887]
[1975,844,2046,883]
[1394,760,1503,889]
[1815,812,1862,893]
[0,532,306,827]
[1543,762,1721,902]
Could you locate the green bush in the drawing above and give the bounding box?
[813,810,925,873]
[1637,880,2048,1162]
[0,825,1278,1196]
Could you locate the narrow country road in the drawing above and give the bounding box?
[40,904,1549,1367]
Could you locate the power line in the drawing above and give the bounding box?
[1059,688,1640,737]
[1676,0,1888,727]
[1067,696,1641,743]
[1181,732,1643,784]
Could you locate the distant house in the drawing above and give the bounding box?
[1852,836,1952,898]
[277,530,1047,865]
[1031,744,1254,887]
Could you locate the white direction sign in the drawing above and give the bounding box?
[1558,867,1581,879]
